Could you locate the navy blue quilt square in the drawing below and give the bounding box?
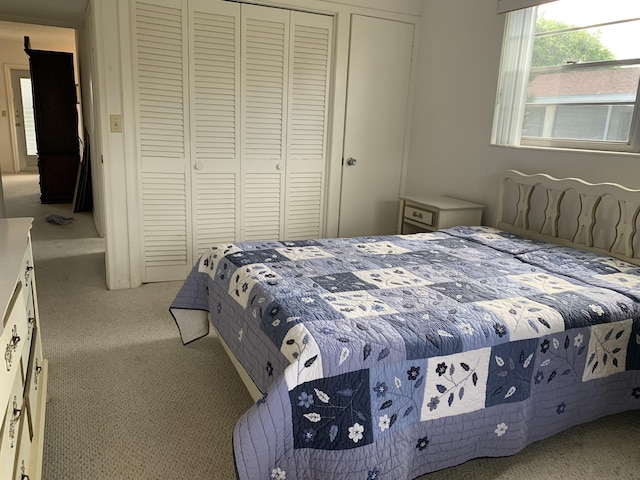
[429,280,518,303]
[627,318,640,370]
[531,290,637,329]
[258,294,342,347]
[290,369,373,450]
[485,338,537,407]
[312,272,378,293]
[281,239,324,248]
[226,249,289,267]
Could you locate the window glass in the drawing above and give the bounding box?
[19,77,38,156]
[494,0,640,152]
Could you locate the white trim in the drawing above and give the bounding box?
[93,0,133,290]
[120,0,142,288]
[497,0,557,14]
[4,64,30,174]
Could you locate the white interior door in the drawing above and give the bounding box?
[338,15,414,238]
[134,0,191,283]
[189,0,241,257]
[10,69,38,172]
[240,4,290,242]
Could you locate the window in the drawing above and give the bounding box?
[19,78,38,156]
[492,0,640,153]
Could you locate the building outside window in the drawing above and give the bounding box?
[492,0,640,153]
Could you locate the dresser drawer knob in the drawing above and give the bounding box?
[34,358,42,389]
[21,459,30,479]
[4,325,21,371]
[9,396,20,447]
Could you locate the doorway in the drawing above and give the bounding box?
[8,67,38,172]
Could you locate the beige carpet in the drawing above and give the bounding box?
[2,172,639,480]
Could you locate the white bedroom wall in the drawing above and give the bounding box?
[90,0,422,289]
[0,29,77,176]
[405,0,640,225]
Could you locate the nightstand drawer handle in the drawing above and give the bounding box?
[413,211,423,219]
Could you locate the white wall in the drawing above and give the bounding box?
[76,5,105,237]
[0,29,77,175]
[91,0,422,289]
[406,0,640,225]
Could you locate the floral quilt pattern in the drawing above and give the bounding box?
[170,226,640,480]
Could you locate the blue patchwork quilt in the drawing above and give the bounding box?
[170,226,640,480]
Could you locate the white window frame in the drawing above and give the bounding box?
[492,4,640,154]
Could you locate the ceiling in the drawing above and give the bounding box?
[0,21,76,45]
[0,0,88,29]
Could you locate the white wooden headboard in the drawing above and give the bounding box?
[495,170,640,266]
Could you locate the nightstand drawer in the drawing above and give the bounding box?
[403,205,435,227]
[397,194,484,234]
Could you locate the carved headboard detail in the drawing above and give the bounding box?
[495,170,640,266]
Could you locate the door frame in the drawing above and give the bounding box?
[4,64,33,173]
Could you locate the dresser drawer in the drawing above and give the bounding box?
[25,333,44,431]
[12,404,32,480]
[20,286,37,385]
[403,205,435,227]
[1,283,28,406]
[0,369,25,480]
[19,238,34,289]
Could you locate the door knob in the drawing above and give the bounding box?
[194,163,203,170]
[345,157,357,166]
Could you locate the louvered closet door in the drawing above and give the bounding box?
[134,0,191,283]
[189,1,241,257]
[285,12,332,240]
[240,5,290,241]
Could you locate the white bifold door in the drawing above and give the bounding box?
[132,0,332,282]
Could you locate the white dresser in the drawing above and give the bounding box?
[0,218,48,480]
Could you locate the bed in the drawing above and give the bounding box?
[170,170,640,480]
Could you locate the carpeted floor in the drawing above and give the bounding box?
[2,172,639,480]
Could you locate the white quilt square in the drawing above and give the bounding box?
[596,273,640,290]
[582,319,632,382]
[477,297,565,341]
[353,267,432,289]
[508,273,583,294]
[420,347,491,420]
[276,246,334,261]
[282,324,324,390]
[228,264,281,308]
[198,244,242,278]
[320,291,397,318]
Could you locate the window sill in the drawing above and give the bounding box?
[489,143,640,158]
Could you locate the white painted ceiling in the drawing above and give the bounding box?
[0,21,76,45]
[0,0,88,29]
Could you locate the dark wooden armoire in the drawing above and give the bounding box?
[25,38,80,204]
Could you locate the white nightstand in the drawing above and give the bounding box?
[397,194,484,234]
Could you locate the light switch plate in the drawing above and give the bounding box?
[110,114,123,133]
